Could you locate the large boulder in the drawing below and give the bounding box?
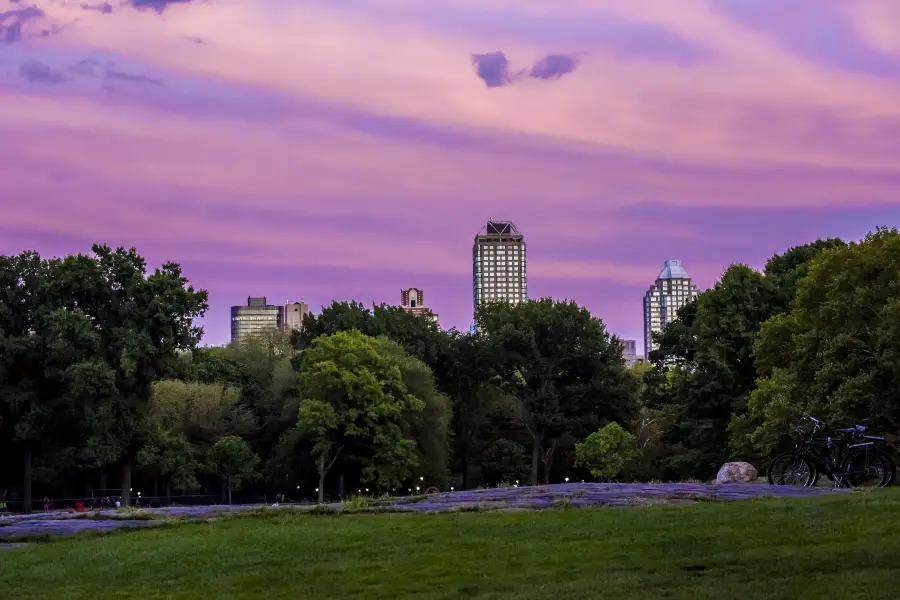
[715,462,758,484]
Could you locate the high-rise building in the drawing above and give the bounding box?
[473,220,527,311]
[230,296,284,343]
[643,260,700,358]
[400,288,438,326]
[622,339,645,368]
[284,301,310,331]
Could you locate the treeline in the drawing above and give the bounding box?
[642,228,900,480]
[2,229,899,511]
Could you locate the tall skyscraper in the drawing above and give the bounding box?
[230,297,284,343]
[473,220,527,312]
[400,288,438,325]
[284,301,310,331]
[643,260,700,358]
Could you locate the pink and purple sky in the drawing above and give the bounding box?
[2,0,900,346]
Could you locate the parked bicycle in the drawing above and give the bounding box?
[767,414,896,488]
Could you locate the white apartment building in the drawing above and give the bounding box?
[643,260,699,358]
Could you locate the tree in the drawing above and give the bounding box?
[575,422,636,480]
[426,330,498,488]
[43,245,208,506]
[763,238,846,311]
[297,331,424,502]
[372,337,452,488]
[477,298,637,485]
[0,252,116,512]
[208,436,260,504]
[479,439,530,486]
[149,380,254,448]
[295,301,446,368]
[136,428,200,497]
[735,228,900,455]
[662,265,774,476]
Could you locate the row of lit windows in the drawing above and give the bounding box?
[232,316,281,322]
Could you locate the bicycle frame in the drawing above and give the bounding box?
[793,417,886,487]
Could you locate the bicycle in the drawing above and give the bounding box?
[767,415,896,489]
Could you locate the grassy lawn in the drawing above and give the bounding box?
[3,490,900,600]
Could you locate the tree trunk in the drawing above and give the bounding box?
[153,476,159,499]
[227,475,232,505]
[530,436,542,486]
[541,439,558,485]
[220,477,227,504]
[22,445,33,514]
[338,473,344,500]
[461,461,469,490]
[318,458,326,504]
[121,463,132,507]
[165,480,172,503]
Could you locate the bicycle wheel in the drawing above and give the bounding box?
[767,452,817,487]
[843,451,892,488]
[878,451,896,487]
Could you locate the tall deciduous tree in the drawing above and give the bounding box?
[297,331,424,502]
[430,330,496,488]
[735,228,900,454]
[477,299,636,485]
[372,337,452,488]
[43,245,207,505]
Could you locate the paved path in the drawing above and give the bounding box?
[0,482,833,542]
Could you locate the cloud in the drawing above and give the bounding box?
[80,2,114,14]
[1,4,44,43]
[472,50,581,87]
[19,60,69,84]
[529,53,580,80]
[129,0,197,13]
[104,67,163,85]
[471,50,511,87]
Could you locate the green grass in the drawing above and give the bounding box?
[3,490,900,600]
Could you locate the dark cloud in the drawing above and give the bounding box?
[19,61,69,85]
[0,5,44,43]
[471,51,511,88]
[104,68,163,86]
[130,0,196,13]
[472,50,582,88]
[80,3,114,14]
[529,54,581,80]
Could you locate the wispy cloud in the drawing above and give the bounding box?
[2,0,900,343]
[19,60,68,84]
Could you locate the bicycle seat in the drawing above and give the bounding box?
[837,425,867,434]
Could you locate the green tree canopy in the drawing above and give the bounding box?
[477,298,636,485]
[208,435,260,504]
[372,336,452,488]
[575,422,636,480]
[734,228,900,455]
[297,331,425,502]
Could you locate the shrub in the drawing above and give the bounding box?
[575,423,636,480]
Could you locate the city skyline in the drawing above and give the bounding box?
[2,1,898,349]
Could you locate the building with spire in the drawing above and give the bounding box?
[472,220,527,312]
[643,260,700,358]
